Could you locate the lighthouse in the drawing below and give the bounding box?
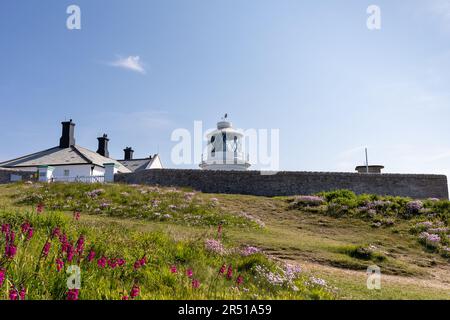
[200,115,251,171]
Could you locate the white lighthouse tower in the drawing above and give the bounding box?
[200,115,251,171]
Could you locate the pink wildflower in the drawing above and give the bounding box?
[1,223,10,234]
[170,265,177,273]
[75,235,85,255]
[26,228,33,241]
[52,227,61,238]
[56,258,64,272]
[186,269,193,278]
[19,287,26,300]
[21,221,31,234]
[130,284,140,299]
[42,242,51,257]
[97,256,107,268]
[5,244,17,259]
[87,249,96,262]
[73,211,81,221]
[37,203,44,214]
[219,264,226,275]
[0,269,5,287]
[67,289,79,300]
[192,279,200,289]
[122,295,129,300]
[236,275,243,286]
[9,287,18,300]
[226,265,233,280]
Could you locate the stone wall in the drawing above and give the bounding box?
[0,169,36,184]
[115,169,449,200]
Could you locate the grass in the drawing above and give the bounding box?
[0,183,449,300]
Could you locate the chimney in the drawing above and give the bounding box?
[59,119,76,148]
[97,134,110,158]
[124,147,134,160]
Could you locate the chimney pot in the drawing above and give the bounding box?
[59,120,76,148]
[124,147,134,160]
[97,134,110,158]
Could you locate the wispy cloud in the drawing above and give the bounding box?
[109,55,146,74]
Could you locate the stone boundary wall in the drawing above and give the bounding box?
[0,169,36,184]
[115,169,449,200]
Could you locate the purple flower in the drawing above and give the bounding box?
[205,239,226,255]
[406,201,423,215]
[240,246,261,257]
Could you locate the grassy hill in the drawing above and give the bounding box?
[0,182,449,300]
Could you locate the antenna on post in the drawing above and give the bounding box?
[365,148,369,174]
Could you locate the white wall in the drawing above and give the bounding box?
[11,165,105,179]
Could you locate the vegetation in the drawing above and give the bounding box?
[0,183,448,300]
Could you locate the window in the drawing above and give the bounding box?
[64,170,70,177]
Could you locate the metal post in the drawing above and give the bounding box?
[365,148,369,174]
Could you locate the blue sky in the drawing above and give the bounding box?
[0,0,449,179]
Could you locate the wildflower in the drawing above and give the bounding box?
[236,275,243,286]
[26,228,33,241]
[1,223,10,234]
[292,195,325,207]
[9,287,18,300]
[170,265,177,274]
[56,258,64,272]
[122,295,129,300]
[117,258,126,267]
[75,235,85,254]
[5,244,17,259]
[66,244,75,262]
[186,269,193,278]
[19,287,26,300]
[87,249,96,262]
[130,284,140,299]
[0,269,5,287]
[240,246,261,256]
[42,242,51,257]
[98,256,107,268]
[205,239,226,255]
[37,203,44,214]
[309,276,327,287]
[217,224,223,239]
[192,279,200,289]
[219,264,226,275]
[108,258,118,269]
[5,230,15,244]
[52,227,61,238]
[67,289,79,300]
[406,201,423,215]
[134,256,146,270]
[21,221,31,234]
[73,211,81,221]
[226,265,233,280]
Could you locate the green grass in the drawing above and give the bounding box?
[0,183,449,300]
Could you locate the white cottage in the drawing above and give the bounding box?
[0,120,162,182]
